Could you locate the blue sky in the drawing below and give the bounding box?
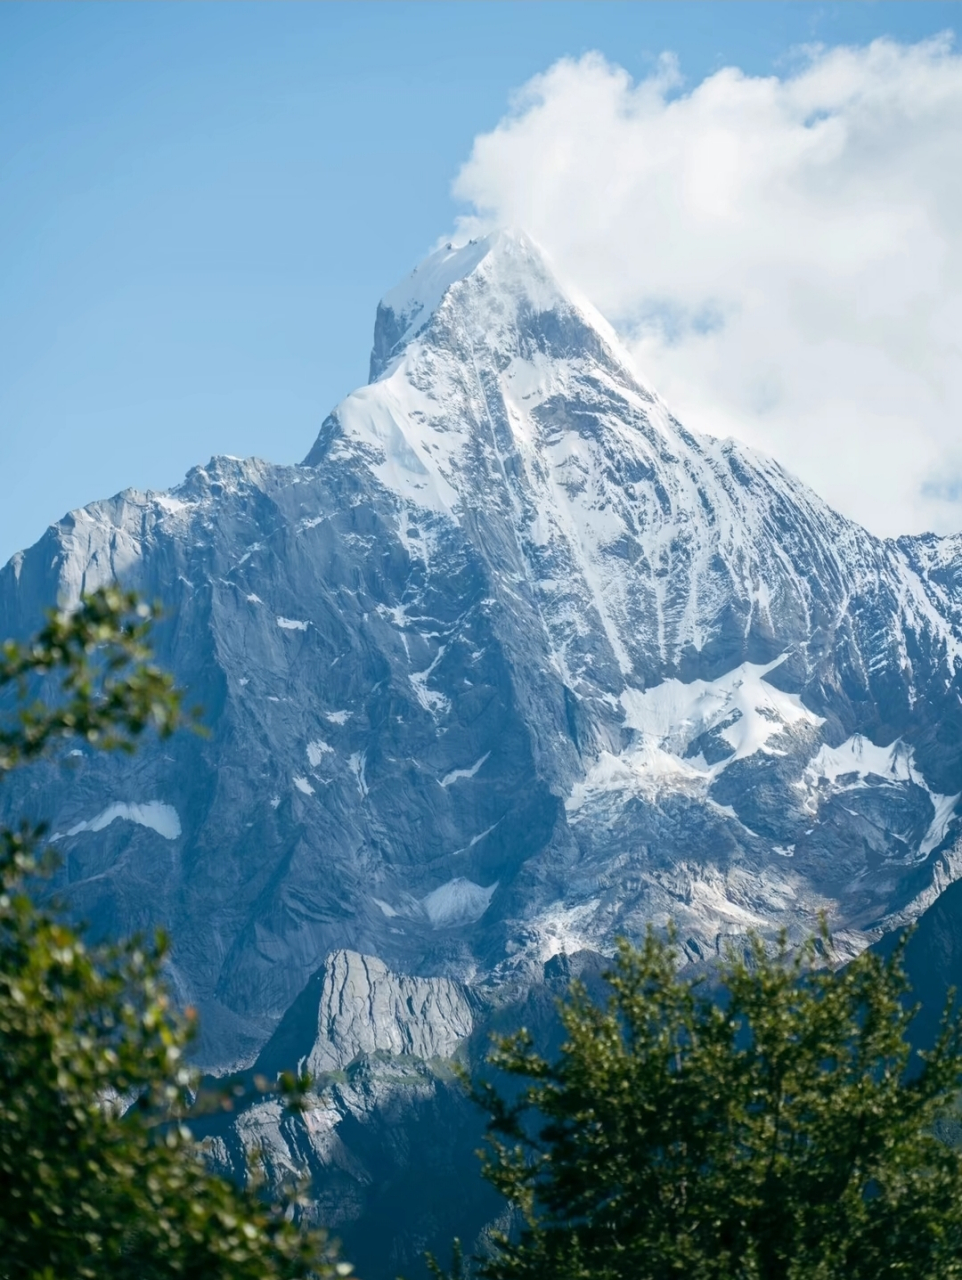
[1,2,960,563]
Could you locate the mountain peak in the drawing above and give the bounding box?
[7,210,962,1106]
[368,227,635,383]
[309,225,660,519]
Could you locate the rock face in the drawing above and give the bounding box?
[255,948,476,1077]
[196,952,492,1279]
[198,1038,501,1280]
[2,229,962,1073]
[195,948,602,1280]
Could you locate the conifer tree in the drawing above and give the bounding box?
[470,929,962,1280]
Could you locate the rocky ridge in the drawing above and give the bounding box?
[195,946,601,1280]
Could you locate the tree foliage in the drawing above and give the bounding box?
[471,929,962,1280]
[0,588,348,1279]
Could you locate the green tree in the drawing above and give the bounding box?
[469,929,962,1280]
[0,587,348,1279]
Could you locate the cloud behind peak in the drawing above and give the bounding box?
[454,35,962,537]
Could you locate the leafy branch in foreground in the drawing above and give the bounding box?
[465,929,962,1280]
[0,588,349,1279]
[0,585,187,772]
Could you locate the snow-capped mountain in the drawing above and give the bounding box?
[3,229,962,1071]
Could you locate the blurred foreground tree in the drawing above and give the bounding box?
[466,929,962,1280]
[0,588,348,1279]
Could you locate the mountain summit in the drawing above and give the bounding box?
[2,231,962,1068]
[365,229,637,381]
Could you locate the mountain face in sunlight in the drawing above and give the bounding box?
[3,229,962,1081]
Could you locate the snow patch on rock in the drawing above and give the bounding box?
[569,659,823,814]
[155,494,190,514]
[307,740,334,767]
[439,753,490,787]
[348,753,368,798]
[805,734,917,785]
[802,733,960,859]
[65,801,181,841]
[621,657,822,763]
[409,646,450,716]
[421,877,497,927]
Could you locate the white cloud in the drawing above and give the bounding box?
[454,38,962,537]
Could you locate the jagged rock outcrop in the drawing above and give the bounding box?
[195,948,607,1280]
[194,952,500,1280]
[254,948,477,1077]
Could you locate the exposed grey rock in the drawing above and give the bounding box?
[194,949,593,1280]
[197,1049,498,1279]
[254,949,476,1077]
